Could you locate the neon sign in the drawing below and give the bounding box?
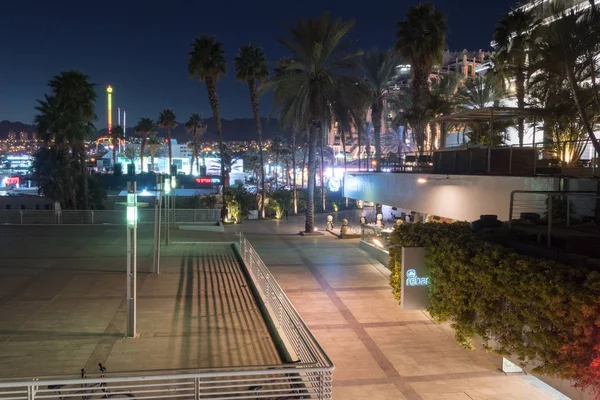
[5,177,19,185]
[328,177,341,192]
[195,177,212,184]
[405,269,429,287]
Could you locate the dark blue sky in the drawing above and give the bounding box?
[0,0,515,127]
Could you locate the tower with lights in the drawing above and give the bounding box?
[107,85,113,133]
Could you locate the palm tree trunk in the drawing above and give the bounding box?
[206,76,226,219]
[190,155,194,175]
[301,141,308,189]
[112,143,117,167]
[248,80,266,218]
[372,99,383,172]
[516,67,525,147]
[79,149,88,210]
[319,133,326,212]
[151,153,156,172]
[292,130,297,214]
[285,158,290,186]
[357,132,362,171]
[167,128,172,173]
[366,140,370,172]
[566,66,600,154]
[305,123,318,233]
[275,151,279,190]
[341,129,348,207]
[140,134,146,173]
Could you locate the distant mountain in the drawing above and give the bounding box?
[1,117,290,142]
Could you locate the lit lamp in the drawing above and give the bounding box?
[417,176,449,184]
[116,182,148,337]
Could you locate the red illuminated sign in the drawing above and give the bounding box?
[5,177,19,185]
[195,177,212,184]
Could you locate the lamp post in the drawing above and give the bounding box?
[164,178,171,245]
[170,176,177,228]
[117,181,148,338]
[153,175,163,274]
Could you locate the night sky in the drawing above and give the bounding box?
[1,0,516,128]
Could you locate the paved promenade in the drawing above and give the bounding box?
[229,213,569,400]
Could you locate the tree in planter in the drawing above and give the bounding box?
[224,184,254,223]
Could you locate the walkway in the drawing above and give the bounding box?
[229,214,568,400]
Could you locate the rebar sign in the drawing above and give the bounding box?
[400,247,430,310]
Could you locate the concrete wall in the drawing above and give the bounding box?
[344,172,559,221]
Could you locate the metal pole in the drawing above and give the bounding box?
[157,176,162,272]
[153,175,159,274]
[487,109,493,173]
[126,182,133,337]
[132,182,137,336]
[532,118,537,175]
[547,194,552,249]
[166,191,170,246]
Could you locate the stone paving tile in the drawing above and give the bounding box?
[268,265,322,290]
[286,291,347,326]
[410,375,570,400]
[333,383,407,400]
[315,264,390,289]
[310,327,388,382]
[365,326,495,378]
[336,289,430,324]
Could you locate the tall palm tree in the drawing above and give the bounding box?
[134,117,154,173]
[234,43,269,217]
[396,3,447,156]
[263,14,369,232]
[493,9,538,147]
[188,35,227,217]
[146,135,161,172]
[157,109,177,173]
[358,48,398,171]
[530,9,600,155]
[109,125,125,167]
[35,70,96,209]
[185,113,207,175]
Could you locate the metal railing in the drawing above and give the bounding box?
[508,190,600,248]
[0,236,333,400]
[0,209,220,225]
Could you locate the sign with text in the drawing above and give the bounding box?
[401,247,430,310]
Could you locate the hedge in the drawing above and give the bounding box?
[389,222,600,392]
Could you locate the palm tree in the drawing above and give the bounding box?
[134,117,155,173]
[146,135,161,172]
[234,43,269,217]
[185,113,207,175]
[358,49,398,171]
[396,3,447,156]
[157,109,177,173]
[188,35,227,217]
[35,70,96,209]
[109,125,125,167]
[493,9,537,147]
[263,14,369,232]
[530,9,600,155]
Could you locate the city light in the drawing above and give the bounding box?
[417,178,428,184]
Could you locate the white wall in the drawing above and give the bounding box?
[344,172,559,221]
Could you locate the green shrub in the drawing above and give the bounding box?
[389,222,600,390]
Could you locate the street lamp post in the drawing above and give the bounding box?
[152,175,163,274]
[125,182,138,337]
[164,178,171,245]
